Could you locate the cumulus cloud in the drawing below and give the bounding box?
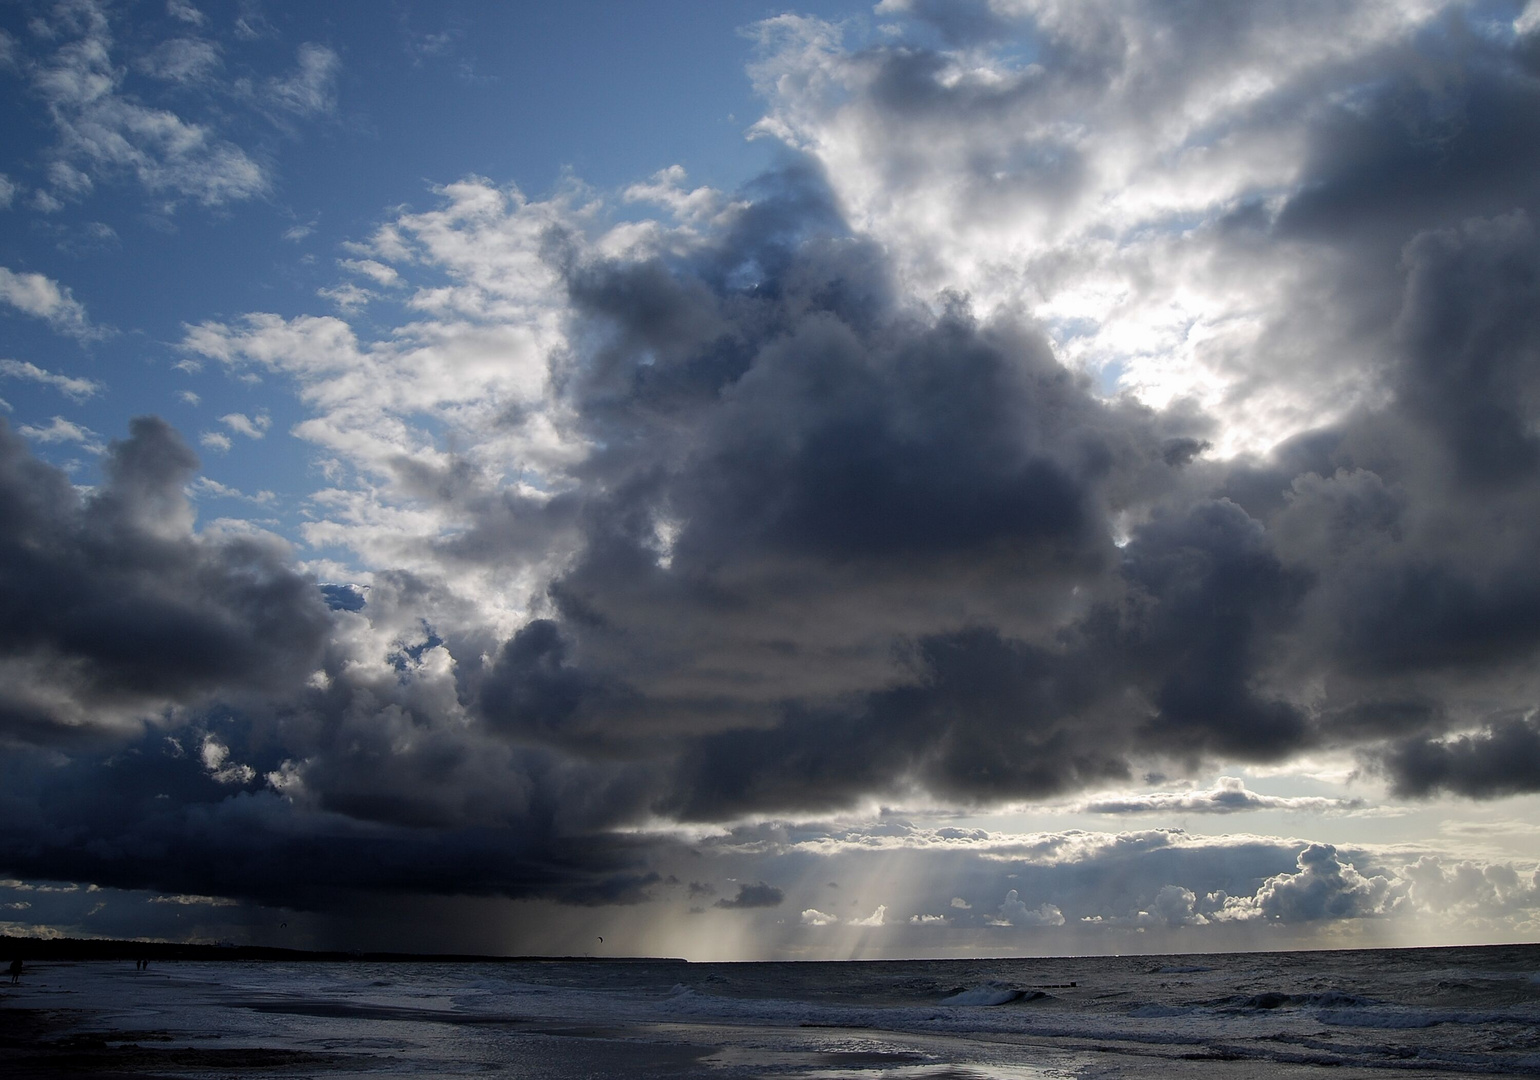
[850,904,887,927]
[995,890,1064,927]
[0,416,329,741]
[801,907,838,925]
[1214,844,1395,923]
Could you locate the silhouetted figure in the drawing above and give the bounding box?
[8,959,20,984]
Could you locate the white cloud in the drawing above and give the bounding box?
[744,3,1446,456]
[339,258,400,286]
[1211,843,1394,923]
[266,43,340,116]
[18,415,100,450]
[177,179,592,629]
[219,411,271,439]
[317,282,374,312]
[147,893,238,906]
[190,476,275,504]
[177,389,200,405]
[0,359,103,400]
[138,37,220,83]
[1400,856,1540,917]
[0,174,15,208]
[995,889,1065,927]
[1518,0,1540,35]
[0,267,97,339]
[200,734,255,785]
[1079,777,1364,816]
[21,2,266,207]
[800,908,839,925]
[166,0,207,26]
[622,165,740,228]
[849,904,887,926]
[199,430,232,452]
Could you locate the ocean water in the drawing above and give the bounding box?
[5,944,1540,1077]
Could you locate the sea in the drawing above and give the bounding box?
[5,944,1540,1077]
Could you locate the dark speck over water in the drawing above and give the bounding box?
[4,944,1540,1077]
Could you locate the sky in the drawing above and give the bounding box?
[3,0,1540,961]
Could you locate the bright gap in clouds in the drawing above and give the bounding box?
[3,0,1540,958]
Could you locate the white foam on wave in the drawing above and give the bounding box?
[941,985,1025,1007]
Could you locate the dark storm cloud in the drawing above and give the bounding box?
[714,882,785,909]
[484,6,1540,815]
[0,416,329,743]
[1381,712,1540,799]
[0,721,667,910]
[486,2,1540,821]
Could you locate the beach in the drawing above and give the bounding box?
[4,944,1538,1077]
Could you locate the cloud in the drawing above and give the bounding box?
[995,890,1064,927]
[0,359,102,401]
[339,259,399,287]
[1400,855,1540,917]
[19,2,267,208]
[0,268,97,340]
[849,904,886,927]
[147,893,237,907]
[801,907,838,925]
[18,415,100,450]
[1080,777,1364,815]
[166,1,207,27]
[138,37,220,83]
[1380,713,1540,799]
[189,476,275,504]
[0,416,330,742]
[5,0,1540,949]
[714,882,785,909]
[266,43,340,117]
[219,412,271,439]
[1214,844,1395,923]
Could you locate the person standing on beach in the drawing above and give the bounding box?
[8,958,20,984]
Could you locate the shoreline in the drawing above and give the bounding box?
[0,935,686,965]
